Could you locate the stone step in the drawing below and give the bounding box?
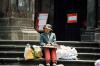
[0,40,38,45]
[0,40,98,47]
[0,40,98,66]
[0,58,95,66]
[78,53,100,60]
[76,47,100,53]
[0,65,38,66]
[57,41,99,47]
[0,45,100,53]
[0,51,99,60]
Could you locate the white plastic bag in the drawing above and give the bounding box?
[95,59,100,66]
[63,47,77,60]
[56,48,63,60]
[56,45,78,60]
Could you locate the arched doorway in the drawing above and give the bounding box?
[54,0,87,41]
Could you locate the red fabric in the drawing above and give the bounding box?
[44,48,57,64]
[36,17,39,31]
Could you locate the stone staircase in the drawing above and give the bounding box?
[0,40,99,66]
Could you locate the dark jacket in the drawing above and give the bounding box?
[40,32,56,46]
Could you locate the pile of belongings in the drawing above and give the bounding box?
[56,45,78,60]
[24,44,78,60]
[24,44,43,60]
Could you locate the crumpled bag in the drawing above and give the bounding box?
[56,45,78,60]
[24,44,34,60]
[33,45,43,58]
[95,59,100,66]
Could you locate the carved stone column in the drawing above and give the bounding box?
[95,0,100,43]
[0,0,40,40]
[83,0,96,42]
[87,0,96,29]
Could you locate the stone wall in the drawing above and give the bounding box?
[0,18,40,40]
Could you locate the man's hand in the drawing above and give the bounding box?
[46,44,51,46]
[53,44,58,47]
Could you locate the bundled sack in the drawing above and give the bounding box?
[33,45,43,58]
[24,44,35,60]
[95,59,100,66]
[56,45,78,60]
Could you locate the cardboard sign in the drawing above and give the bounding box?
[67,13,77,23]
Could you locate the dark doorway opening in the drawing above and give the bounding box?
[54,0,87,41]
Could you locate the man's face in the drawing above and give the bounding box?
[44,28,51,33]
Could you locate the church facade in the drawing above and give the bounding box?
[0,0,99,42]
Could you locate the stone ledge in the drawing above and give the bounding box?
[0,58,95,63]
[95,28,100,33]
